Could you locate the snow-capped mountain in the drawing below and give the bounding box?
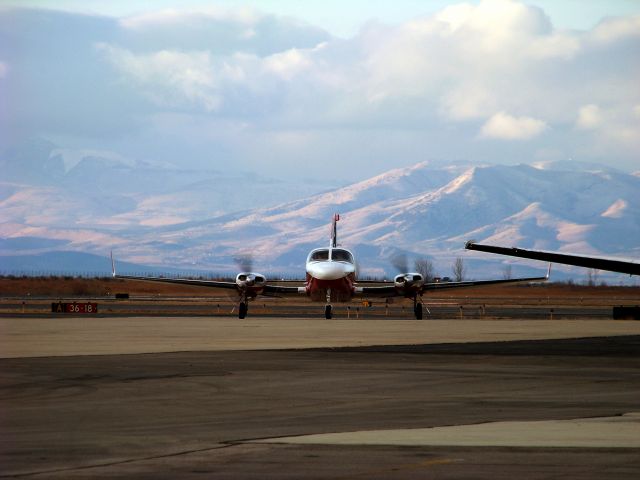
[0,138,338,232]
[123,161,637,278]
[2,141,639,281]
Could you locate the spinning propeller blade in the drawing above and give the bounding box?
[391,253,409,274]
[234,255,253,272]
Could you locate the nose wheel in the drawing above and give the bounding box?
[324,288,333,319]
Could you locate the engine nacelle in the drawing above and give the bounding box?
[235,272,267,290]
[394,273,424,292]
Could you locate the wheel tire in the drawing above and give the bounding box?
[325,305,332,319]
[239,302,247,319]
[414,302,423,320]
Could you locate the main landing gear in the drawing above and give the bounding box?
[414,302,422,320]
[238,295,249,319]
[413,295,427,320]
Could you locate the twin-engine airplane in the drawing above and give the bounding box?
[111,214,549,319]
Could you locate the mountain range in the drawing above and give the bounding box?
[1,139,639,282]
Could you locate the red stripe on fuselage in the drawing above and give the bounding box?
[306,273,355,302]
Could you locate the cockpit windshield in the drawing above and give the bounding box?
[331,249,354,263]
[310,249,329,261]
[308,248,354,263]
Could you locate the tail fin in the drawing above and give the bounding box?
[331,213,339,248]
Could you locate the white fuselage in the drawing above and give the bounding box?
[304,247,357,302]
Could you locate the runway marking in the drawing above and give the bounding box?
[254,413,640,449]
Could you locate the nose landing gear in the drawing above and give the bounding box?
[324,288,332,319]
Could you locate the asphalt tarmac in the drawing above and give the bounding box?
[1,316,639,479]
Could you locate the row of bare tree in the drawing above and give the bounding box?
[413,257,467,282]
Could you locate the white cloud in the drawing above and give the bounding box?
[90,0,638,143]
[113,7,329,58]
[527,33,580,59]
[3,1,639,177]
[592,15,640,44]
[96,40,331,113]
[576,104,602,130]
[119,7,259,30]
[97,44,222,111]
[0,61,7,78]
[263,48,313,80]
[359,0,586,124]
[480,112,547,140]
[573,104,640,159]
[441,86,496,121]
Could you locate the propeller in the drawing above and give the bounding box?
[391,252,428,317]
[391,253,409,274]
[234,254,253,273]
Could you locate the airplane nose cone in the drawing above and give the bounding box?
[307,261,354,281]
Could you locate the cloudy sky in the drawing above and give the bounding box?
[1,0,639,180]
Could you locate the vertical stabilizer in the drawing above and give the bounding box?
[331,213,340,248]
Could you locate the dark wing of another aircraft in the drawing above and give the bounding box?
[465,241,639,276]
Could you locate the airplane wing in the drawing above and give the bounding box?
[355,284,398,297]
[420,272,549,291]
[262,284,306,295]
[110,253,304,294]
[111,272,305,294]
[465,241,639,276]
[110,272,239,289]
[357,268,549,297]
